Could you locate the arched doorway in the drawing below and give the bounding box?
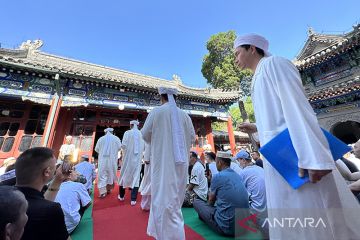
[331,121,360,144]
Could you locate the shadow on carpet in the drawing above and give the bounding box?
[182,208,264,240]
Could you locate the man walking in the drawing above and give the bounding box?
[95,128,122,198]
[118,120,144,206]
[141,87,195,240]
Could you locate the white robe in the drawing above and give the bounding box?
[141,103,195,240]
[59,143,75,160]
[118,128,144,188]
[139,143,151,196]
[252,56,360,240]
[140,143,152,211]
[95,132,122,193]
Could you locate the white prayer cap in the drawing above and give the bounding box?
[216,151,232,160]
[130,120,139,125]
[234,33,271,57]
[65,136,72,140]
[104,128,114,133]
[158,87,178,96]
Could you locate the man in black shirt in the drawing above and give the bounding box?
[15,147,70,240]
[251,151,263,168]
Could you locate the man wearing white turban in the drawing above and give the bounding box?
[141,87,195,240]
[95,128,122,198]
[117,120,145,206]
[58,136,75,162]
[235,33,360,239]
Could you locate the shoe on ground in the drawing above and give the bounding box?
[118,195,124,201]
[99,193,106,199]
[131,201,136,206]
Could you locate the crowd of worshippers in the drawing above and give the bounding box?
[0,148,95,240]
[2,82,360,240]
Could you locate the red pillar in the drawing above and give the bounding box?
[205,118,215,152]
[41,96,62,147]
[227,116,236,155]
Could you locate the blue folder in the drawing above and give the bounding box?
[259,128,351,189]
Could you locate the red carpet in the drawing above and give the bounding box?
[93,183,204,240]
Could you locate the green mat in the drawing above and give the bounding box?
[71,191,94,240]
[182,208,264,240]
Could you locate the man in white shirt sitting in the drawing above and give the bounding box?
[75,155,96,193]
[183,151,208,207]
[236,150,266,213]
[55,170,92,234]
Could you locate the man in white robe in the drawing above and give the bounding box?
[117,120,145,206]
[95,128,122,198]
[58,136,75,163]
[139,142,151,211]
[234,34,360,239]
[141,87,195,240]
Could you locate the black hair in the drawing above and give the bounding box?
[190,151,198,159]
[160,94,177,102]
[205,152,216,161]
[252,151,260,156]
[240,44,265,57]
[0,185,27,238]
[217,157,231,167]
[15,147,54,185]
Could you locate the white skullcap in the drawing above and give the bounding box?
[65,136,72,140]
[104,128,114,133]
[216,151,232,160]
[158,87,178,96]
[130,120,140,155]
[158,86,186,165]
[234,33,271,57]
[130,120,139,125]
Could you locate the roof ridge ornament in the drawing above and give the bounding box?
[19,39,43,52]
[308,27,315,36]
[172,74,182,84]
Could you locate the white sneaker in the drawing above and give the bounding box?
[118,195,124,201]
[131,201,136,206]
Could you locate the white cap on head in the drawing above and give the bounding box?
[65,136,72,141]
[234,33,271,57]
[158,87,178,96]
[104,128,114,133]
[130,120,139,126]
[158,86,186,165]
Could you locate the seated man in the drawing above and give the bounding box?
[75,155,96,193]
[236,150,266,217]
[0,185,28,240]
[193,151,249,236]
[55,170,92,233]
[183,151,208,207]
[15,147,70,240]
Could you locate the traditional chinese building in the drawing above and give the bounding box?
[0,40,240,163]
[295,25,360,144]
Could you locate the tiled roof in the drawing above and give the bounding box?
[0,40,240,102]
[294,24,360,70]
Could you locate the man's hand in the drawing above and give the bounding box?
[54,163,71,183]
[298,168,332,183]
[238,123,257,134]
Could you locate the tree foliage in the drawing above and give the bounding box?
[229,97,255,126]
[201,30,252,91]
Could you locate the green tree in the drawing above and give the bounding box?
[229,97,255,128]
[202,30,257,149]
[202,31,251,89]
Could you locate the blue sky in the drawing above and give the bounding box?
[1,0,359,88]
